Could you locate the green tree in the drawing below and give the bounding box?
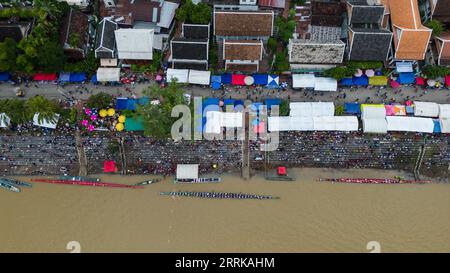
[25,95,61,123]
[335,105,345,116]
[323,66,356,81]
[36,41,66,73]
[279,100,289,116]
[176,0,211,24]
[0,38,18,71]
[86,92,113,109]
[421,65,449,79]
[0,99,29,124]
[275,17,296,44]
[267,37,277,53]
[137,80,186,139]
[426,20,444,37]
[273,50,289,72]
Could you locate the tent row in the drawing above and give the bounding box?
[289,102,335,117]
[166,69,211,85]
[340,75,388,87]
[268,116,358,132]
[211,74,279,88]
[292,74,337,91]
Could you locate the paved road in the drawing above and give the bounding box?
[1,81,450,104]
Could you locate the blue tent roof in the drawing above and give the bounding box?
[221,73,232,84]
[352,75,369,86]
[252,74,268,85]
[91,75,98,84]
[234,100,244,106]
[397,72,415,84]
[116,98,128,110]
[224,99,235,105]
[211,81,221,89]
[0,72,10,81]
[344,102,361,114]
[69,72,86,83]
[339,78,353,86]
[375,70,383,76]
[266,74,279,88]
[265,98,281,110]
[58,72,70,82]
[433,119,441,133]
[211,75,221,83]
[137,96,149,105]
[250,102,263,114]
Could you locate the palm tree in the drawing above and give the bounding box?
[25,95,60,124]
[1,99,30,125]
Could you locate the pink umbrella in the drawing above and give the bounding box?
[156,75,162,81]
[85,108,92,115]
[88,125,94,132]
[90,114,97,121]
[81,120,89,127]
[365,69,375,77]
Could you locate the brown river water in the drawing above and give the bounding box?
[1,168,449,253]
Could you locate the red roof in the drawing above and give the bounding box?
[389,79,400,88]
[259,0,285,9]
[277,166,287,176]
[415,77,425,85]
[104,160,117,173]
[231,74,246,85]
[33,73,57,81]
[445,75,450,86]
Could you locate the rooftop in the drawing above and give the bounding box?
[223,40,263,61]
[214,10,274,37]
[288,38,345,64]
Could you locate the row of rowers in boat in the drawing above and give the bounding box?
[319,177,431,184]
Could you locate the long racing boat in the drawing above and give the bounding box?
[0,180,20,192]
[160,191,279,200]
[319,178,431,184]
[58,176,101,182]
[31,178,143,189]
[1,178,32,188]
[174,178,221,183]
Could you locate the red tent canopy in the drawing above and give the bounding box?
[389,79,400,88]
[277,166,287,176]
[445,75,450,87]
[104,160,117,173]
[33,73,57,81]
[231,74,246,85]
[415,77,425,85]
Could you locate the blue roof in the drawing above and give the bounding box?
[352,75,369,86]
[433,119,441,133]
[397,72,415,84]
[252,74,268,85]
[0,72,10,81]
[69,72,87,83]
[211,75,221,83]
[58,72,71,82]
[116,98,128,110]
[211,81,221,89]
[224,99,235,105]
[91,75,98,84]
[339,78,353,86]
[344,102,361,114]
[265,98,281,110]
[221,73,232,84]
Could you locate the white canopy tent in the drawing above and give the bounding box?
[221,112,243,128]
[205,111,243,133]
[188,70,211,85]
[361,105,386,119]
[0,113,11,128]
[362,118,388,134]
[313,116,336,131]
[439,118,450,133]
[33,113,60,129]
[268,116,314,131]
[292,74,315,89]
[313,116,358,131]
[96,67,120,82]
[167,68,189,83]
[176,164,199,179]
[290,102,335,117]
[396,62,413,73]
[314,77,337,92]
[438,104,450,118]
[414,101,439,117]
[386,116,434,133]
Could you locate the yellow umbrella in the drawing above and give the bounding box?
[107,108,115,117]
[118,115,126,123]
[99,109,107,118]
[115,122,124,131]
